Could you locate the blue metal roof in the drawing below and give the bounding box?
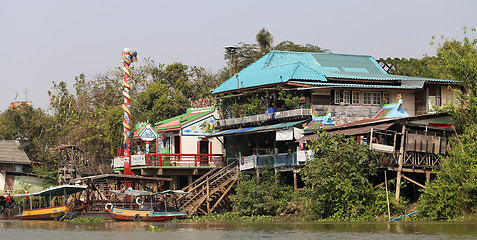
[212,50,455,94]
[207,120,305,137]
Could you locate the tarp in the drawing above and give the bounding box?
[276,129,293,141]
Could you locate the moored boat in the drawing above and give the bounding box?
[14,184,88,220]
[106,189,188,221]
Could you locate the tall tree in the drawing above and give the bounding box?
[256,28,274,53]
[418,28,477,220]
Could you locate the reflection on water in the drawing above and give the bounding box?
[2,220,477,240]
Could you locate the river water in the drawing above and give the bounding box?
[1,219,477,240]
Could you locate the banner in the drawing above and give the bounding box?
[239,155,257,171]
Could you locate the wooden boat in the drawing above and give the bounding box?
[18,205,69,220]
[14,185,88,220]
[106,189,188,221]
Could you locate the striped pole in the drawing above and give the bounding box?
[121,48,137,175]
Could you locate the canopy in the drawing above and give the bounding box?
[14,184,88,197]
[110,189,189,197]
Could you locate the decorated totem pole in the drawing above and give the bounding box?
[121,48,138,175]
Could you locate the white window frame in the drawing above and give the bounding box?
[352,91,360,105]
[363,92,382,105]
[372,92,381,105]
[363,92,372,105]
[334,90,351,104]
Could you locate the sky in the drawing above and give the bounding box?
[2,0,476,111]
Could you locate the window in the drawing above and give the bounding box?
[372,92,381,105]
[364,92,381,105]
[334,90,350,104]
[363,92,372,105]
[383,92,391,104]
[352,91,360,104]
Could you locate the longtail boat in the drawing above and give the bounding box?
[14,185,88,220]
[106,189,188,221]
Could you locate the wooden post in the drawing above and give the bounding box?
[293,170,298,191]
[395,125,406,204]
[426,170,431,183]
[385,170,391,222]
[188,175,193,185]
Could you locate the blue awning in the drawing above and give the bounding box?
[207,120,305,137]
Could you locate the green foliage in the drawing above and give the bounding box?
[146,225,165,231]
[66,217,105,223]
[182,212,278,223]
[301,131,383,220]
[278,89,300,110]
[418,124,477,220]
[418,27,477,220]
[231,167,292,216]
[275,41,329,53]
[0,104,57,178]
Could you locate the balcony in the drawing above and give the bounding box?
[113,153,225,169]
[217,108,312,129]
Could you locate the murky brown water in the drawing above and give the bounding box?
[1,220,477,240]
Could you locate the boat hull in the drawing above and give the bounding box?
[17,205,68,220]
[109,206,187,221]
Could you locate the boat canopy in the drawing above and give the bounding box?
[14,184,88,197]
[110,189,189,197]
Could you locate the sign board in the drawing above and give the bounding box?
[139,124,157,141]
[239,155,257,171]
[131,154,146,166]
[113,156,126,168]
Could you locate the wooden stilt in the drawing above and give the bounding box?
[385,170,391,222]
[293,170,298,191]
[426,171,431,183]
[395,125,406,204]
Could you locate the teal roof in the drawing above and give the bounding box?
[212,51,454,94]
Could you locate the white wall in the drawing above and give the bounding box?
[0,172,5,193]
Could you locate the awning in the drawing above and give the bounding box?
[207,120,306,138]
[297,122,394,141]
[14,185,88,197]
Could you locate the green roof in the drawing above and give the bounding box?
[212,51,454,94]
[154,106,215,132]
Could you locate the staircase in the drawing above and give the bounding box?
[178,161,239,215]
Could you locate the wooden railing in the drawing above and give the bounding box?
[113,153,225,168]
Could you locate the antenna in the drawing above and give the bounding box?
[24,88,29,101]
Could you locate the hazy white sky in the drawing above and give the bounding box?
[2,0,476,110]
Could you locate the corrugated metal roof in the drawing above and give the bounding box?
[0,140,31,165]
[212,50,455,95]
[292,81,418,90]
[207,120,305,137]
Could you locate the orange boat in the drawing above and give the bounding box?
[15,185,88,220]
[106,189,188,221]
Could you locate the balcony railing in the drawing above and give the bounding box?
[113,153,225,169]
[217,108,312,128]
